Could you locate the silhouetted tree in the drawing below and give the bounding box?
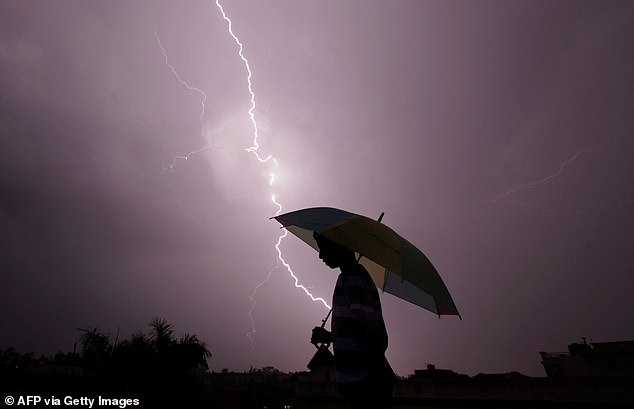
[107,318,211,378]
[110,332,153,378]
[77,327,111,370]
[149,316,175,368]
[0,347,31,372]
[174,333,211,372]
[3,318,214,408]
[52,351,82,366]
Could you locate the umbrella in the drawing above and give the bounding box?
[272,207,460,318]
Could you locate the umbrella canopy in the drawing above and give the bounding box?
[273,207,460,317]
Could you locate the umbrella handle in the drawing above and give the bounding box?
[320,308,332,328]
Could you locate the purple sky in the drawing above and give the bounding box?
[1,0,633,377]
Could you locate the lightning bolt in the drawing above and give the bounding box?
[492,138,633,214]
[492,143,603,203]
[214,0,330,350]
[154,30,228,171]
[155,1,330,352]
[214,1,271,164]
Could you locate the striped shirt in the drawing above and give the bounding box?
[331,262,389,384]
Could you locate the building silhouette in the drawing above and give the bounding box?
[291,338,634,408]
[540,339,634,378]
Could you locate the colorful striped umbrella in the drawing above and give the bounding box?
[273,207,460,317]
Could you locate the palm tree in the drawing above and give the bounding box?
[149,317,175,366]
[111,332,153,374]
[77,327,111,370]
[175,334,211,372]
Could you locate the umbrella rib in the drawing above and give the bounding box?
[367,231,400,254]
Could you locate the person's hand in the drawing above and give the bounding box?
[311,326,333,345]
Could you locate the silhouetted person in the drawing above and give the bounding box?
[311,233,395,409]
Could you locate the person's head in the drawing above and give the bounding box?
[313,233,356,269]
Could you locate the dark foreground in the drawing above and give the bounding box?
[3,367,634,408]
